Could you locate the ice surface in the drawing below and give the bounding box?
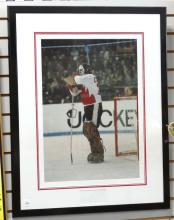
[43,134,139,182]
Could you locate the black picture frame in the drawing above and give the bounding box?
[8,6,169,217]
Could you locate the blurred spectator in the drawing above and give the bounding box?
[42,39,137,104]
[124,87,137,96]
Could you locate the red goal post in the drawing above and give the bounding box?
[114,96,139,157]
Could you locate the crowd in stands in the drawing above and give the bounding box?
[42,40,137,104]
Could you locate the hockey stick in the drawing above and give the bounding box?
[70,96,74,164]
[70,95,77,164]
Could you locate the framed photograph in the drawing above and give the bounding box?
[8,6,169,217]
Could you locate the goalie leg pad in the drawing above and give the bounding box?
[83,122,104,162]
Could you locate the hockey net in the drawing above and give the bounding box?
[114,96,139,157]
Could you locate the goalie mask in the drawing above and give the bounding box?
[78,64,92,75]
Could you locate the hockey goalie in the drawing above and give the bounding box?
[64,64,105,163]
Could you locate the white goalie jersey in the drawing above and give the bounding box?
[73,74,102,106]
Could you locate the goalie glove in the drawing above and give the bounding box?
[63,75,76,87]
[63,75,81,96]
[69,87,81,97]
